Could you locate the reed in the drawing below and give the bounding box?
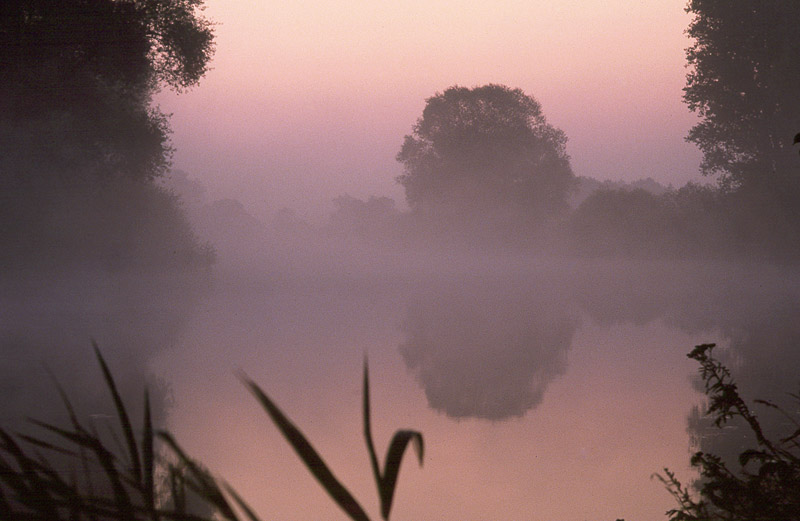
[7,340,793,520]
[0,342,245,520]
[242,357,423,521]
[0,346,422,520]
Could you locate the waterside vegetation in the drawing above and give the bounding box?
[1,343,798,520]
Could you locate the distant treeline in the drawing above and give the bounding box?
[177,85,800,265]
[175,170,800,267]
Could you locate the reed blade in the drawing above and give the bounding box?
[142,389,156,518]
[158,430,239,520]
[362,357,382,499]
[242,375,371,521]
[93,342,142,485]
[223,482,264,521]
[377,430,423,520]
[15,434,78,457]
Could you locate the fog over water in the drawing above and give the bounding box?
[4,2,800,519]
[4,169,800,519]
[142,190,800,519]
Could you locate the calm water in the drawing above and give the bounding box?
[150,255,800,520]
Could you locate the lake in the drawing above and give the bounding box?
[148,253,799,520]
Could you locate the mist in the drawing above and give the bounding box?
[4,1,800,520]
[143,170,800,518]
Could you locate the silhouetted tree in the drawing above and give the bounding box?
[684,1,800,197]
[0,0,213,184]
[396,85,575,225]
[0,0,215,269]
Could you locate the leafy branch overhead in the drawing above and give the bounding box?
[684,0,800,191]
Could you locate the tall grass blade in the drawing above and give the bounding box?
[93,342,143,485]
[0,428,59,519]
[0,441,32,504]
[142,389,157,519]
[223,482,263,521]
[362,358,382,503]
[31,418,135,519]
[15,433,79,457]
[169,466,187,517]
[158,430,239,520]
[783,426,800,444]
[86,433,133,519]
[0,485,12,520]
[13,450,88,516]
[77,435,95,517]
[361,359,424,520]
[46,366,81,431]
[377,430,423,519]
[241,375,371,521]
[64,467,83,521]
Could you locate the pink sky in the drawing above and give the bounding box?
[158,0,703,221]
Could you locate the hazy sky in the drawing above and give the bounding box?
[158,0,703,221]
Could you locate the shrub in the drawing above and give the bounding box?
[658,344,800,521]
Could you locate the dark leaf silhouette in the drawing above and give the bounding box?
[242,375,371,521]
[659,344,800,520]
[362,358,423,520]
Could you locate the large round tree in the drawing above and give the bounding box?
[396,85,574,223]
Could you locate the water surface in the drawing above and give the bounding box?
[152,255,799,520]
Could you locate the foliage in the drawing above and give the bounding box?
[0,0,215,270]
[658,344,800,521]
[569,188,671,257]
[0,0,214,184]
[329,195,401,243]
[242,358,423,521]
[0,344,236,520]
[568,183,736,258]
[396,84,575,223]
[1,348,422,521]
[684,1,800,196]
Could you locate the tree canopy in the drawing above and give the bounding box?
[0,0,214,185]
[0,0,215,269]
[684,0,800,195]
[396,85,574,223]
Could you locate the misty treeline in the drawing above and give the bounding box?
[0,0,215,440]
[181,0,800,262]
[186,79,800,264]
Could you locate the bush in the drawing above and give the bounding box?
[658,344,800,520]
